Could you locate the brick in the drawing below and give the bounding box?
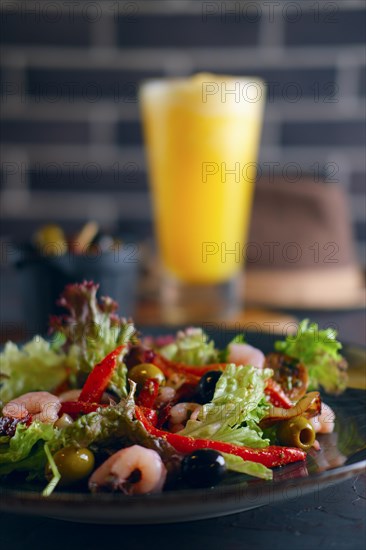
[281,121,366,147]
[117,14,259,47]
[117,121,143,145]
[0,13,90,46]
[29,167,148,192]
[285,9,366,46]
[0,121,89,144]
[26,69,163,101]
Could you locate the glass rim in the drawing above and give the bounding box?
[140,73,266,93]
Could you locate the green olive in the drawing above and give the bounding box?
[128,363,165,389]
[46,447,95,486]
[277,416,316,451]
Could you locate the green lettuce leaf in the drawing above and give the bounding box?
[222,452,273,480]
[179,364,271,447]
[275,319,348,394]
[159,327,219,365]
[0,337,74,404]
[0,421,57,476]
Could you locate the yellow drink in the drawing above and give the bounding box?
[140,74,265,285]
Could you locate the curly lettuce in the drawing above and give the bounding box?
[0,337,73,404]
[275,319,348,394]
[0,421,57,477]
[49,281,138,397]
[179,364,272,447]
[159,327,219,365]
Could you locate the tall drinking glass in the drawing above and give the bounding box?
[140,73,265,323]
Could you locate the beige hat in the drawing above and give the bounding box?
[244,179,365,309]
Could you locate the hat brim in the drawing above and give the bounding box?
[244,266,366,310]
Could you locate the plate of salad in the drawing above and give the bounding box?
[0,282,365,524]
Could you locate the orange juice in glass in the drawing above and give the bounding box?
[140,74,265,322]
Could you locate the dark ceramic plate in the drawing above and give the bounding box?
[0,331,365,524]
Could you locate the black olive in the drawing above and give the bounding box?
[181,449,227,488]
[197,370,222,403]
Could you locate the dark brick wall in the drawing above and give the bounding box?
[117,14,260,47]
[1,13,91,46]
[0,0,365,264]
[26,69,163,100]
[282,121,366,147]
[284,9,366,45]
[1,120,90,144]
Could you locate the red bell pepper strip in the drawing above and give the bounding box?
[60,401,107,419]
[265,379,293,409]
[136,378,159,409]
[157,403,172,429]
[139,406,158,427]
[151,355,200,385]
[172,362,227,377]
[152,353,226,380]
[135,406,306,468]
[78,345,126,404]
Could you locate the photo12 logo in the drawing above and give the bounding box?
[201,241,340,265]
[202,80,263,103]
[0,160,142,186]
[0,2,141,23]
[201,161,340,184]
[201,2,339,24]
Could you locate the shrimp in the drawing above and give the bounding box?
[88,445,167,495]
[3,391,61,424]
[169,402,201,432]
[156,386,176,406]
[228,343,265,369]
[59,389,82,402]
[309,402,335,434]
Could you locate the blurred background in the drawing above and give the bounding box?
[0,0,365,332]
